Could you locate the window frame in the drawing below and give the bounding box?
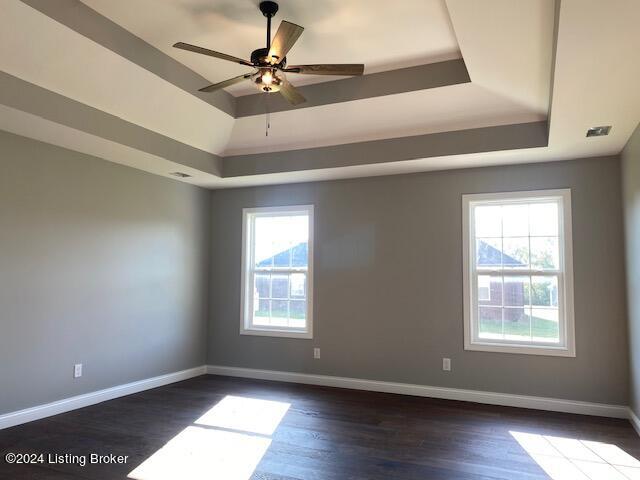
[240,205,314,339]
[462,189,575,357]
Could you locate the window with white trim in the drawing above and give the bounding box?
[462,190,575,356]
[241,205,313,338]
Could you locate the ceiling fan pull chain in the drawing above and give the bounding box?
[265,92,271,137]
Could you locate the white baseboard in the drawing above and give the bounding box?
[629,408,640,436]
[206,365,630,419]
[0,365,206,430]
[2,364,635,432]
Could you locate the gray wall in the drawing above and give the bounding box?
[0,129,631,414]
[208,156,629,404]
[0,131,210,415]
[623,123,640,415]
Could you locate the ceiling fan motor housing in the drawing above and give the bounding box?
[251,48,286,68]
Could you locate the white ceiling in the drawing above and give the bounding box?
[81,0,462,96]
[0,0,234,155]
[446,0,554,114]
[0,0,639,189]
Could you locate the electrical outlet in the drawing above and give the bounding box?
[442,358,451,372]
[74,363,82,378]
[313,348,321,359]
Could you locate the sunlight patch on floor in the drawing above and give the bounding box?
[128,395,291,480]
[511,431,640,480]
[195,395,291,435]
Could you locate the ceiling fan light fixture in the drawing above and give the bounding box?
[253,68,284,92]
[262,70,273,85]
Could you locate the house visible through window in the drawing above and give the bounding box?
[462,190,575,356]
[241,205,313,338]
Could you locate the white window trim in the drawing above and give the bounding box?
[462,189,575,357]
[240,205,314,339]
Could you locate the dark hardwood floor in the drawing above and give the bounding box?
[1,374,639,479]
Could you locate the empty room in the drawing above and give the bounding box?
[2,0,640,479]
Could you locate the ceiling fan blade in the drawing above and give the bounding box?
[279,81,306,105]
[268,21,304,64]
[199,74,252,92]
[173,42,253,67]
[284,64,365,76]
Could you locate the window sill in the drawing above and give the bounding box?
[464,341,575,357]
[240,327,313,339]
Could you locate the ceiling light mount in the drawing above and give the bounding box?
[586,126,612,137]
[259,1,279,18]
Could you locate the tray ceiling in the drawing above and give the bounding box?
[0,0,638,189]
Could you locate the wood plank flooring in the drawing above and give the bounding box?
[1,374,639,479]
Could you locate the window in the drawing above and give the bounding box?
[462,190,575,356]
[241,205,313,338]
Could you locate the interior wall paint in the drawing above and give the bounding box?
[623,122,640,416]
[208,156,629,405]
[0,130,210,415]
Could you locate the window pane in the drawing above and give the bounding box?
[289,300,306,319]
[531,276,558,307]
[503,204,529,237]
[530,202,558,236]
[532,307,559,342]
[475,205,502,237]
[476,238,502,268]
[253,299,270,326]
[270,300,288,326]
[503,237,529,269]
[477,275,490,302]
[273,248,291,267]
[291,242,309,267]
[504,307,531,340]
[289,300,306,329]
[271,275,289,299]
[479,307,502,339]
[504,276,530,307]
[255,274,270,298]
[254,215,309,268]
[290,273,306,298]
[478,275,502,306]
[530,237,559,270]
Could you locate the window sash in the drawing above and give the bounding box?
[247,270,308,329]
[470,271,565,348]
[462,190,575,357]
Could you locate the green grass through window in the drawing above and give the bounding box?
[480,316,559,338]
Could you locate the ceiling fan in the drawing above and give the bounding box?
[173,1,365,105]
